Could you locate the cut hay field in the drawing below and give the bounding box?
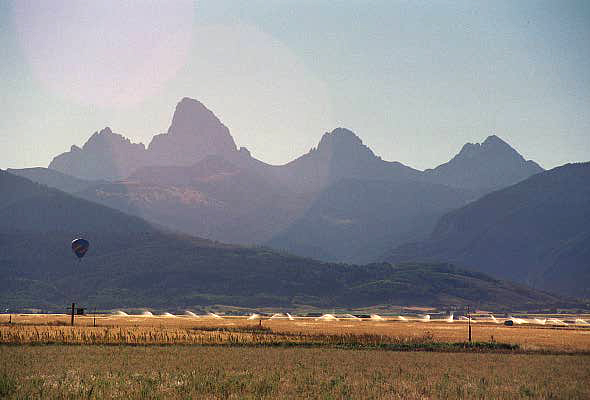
[1,314,589,399]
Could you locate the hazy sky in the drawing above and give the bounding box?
[1,0,589,170]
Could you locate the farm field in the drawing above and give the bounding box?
[1,345,589,399]
[1,314,589,399]
[1,313,590,352]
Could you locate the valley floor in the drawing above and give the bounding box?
[1,315,590,399]
[2,314,590,352]
[1,345,589,399]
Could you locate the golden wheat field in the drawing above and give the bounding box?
[1,313,590,399]
[1,345,590,399]
[1,313,589,352]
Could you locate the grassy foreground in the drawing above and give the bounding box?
[1,345,589,399]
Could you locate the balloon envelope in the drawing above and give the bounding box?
[71,238,89,259]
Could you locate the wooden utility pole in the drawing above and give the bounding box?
[71,302,75,326]
[467,305,472,343]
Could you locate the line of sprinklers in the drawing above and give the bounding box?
[97,310,587,327]
[5,307,588,333]
[5,309,588,326]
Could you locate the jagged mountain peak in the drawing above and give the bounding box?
[48,97,240,179]
[146,97,237,166]
[318,128,363,147]
[482,134,509,146]
[456,134,517,159]
[83,127,145,151]
[425,133,544,193]
[98,126,113,135]
[88,126,115,140]
[85,127,113,145]
[277,126,420,194]
[167,97,228,137]
[49,125,148,180]
[315,127,375,158]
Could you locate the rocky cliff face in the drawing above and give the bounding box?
[147,97,237,166]
[49,127,148,180]
[49,98,239,180]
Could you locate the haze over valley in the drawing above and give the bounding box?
[8,97,543,255]
[4,96,588,306]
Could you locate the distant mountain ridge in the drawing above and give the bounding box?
[47,97,543,191]
[33,97,547,262]
[49,127,148,181]
[271,128,422,194]
[49,98,240,180]
[423,135,543,195]
[385,162,590,298]
[6,167,103,194]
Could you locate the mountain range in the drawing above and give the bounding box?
[0,170,572,311]
[4,96,588,304]
[46,98,542,198]
[48,98,239,180]
[13,98,544,261]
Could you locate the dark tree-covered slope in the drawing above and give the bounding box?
[7,167,103,195]
[386,163,590,298]
[0,170,570,310]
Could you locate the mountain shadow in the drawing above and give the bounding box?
[267,178,471,264]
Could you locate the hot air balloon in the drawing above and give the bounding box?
[71,238,89,259]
